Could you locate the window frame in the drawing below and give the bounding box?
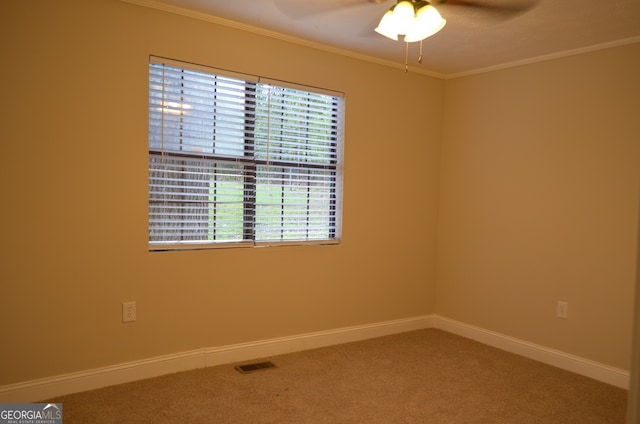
[148,56,345,251]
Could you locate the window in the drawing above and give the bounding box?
[148,57,344,250]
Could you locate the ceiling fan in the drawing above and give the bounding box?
[274,0,538,23]
[275,0,539,70]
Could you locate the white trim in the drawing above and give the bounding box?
[445,36,640,79]
[119,0,445,78]
[0,315,435,402]
[434,315,630,389]
[121,0,640,79]
[203,315,436,366]
[0,314,629,402]
[0,349,207,403]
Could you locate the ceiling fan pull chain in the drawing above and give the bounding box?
[418,40,424,64]
[405,42,409,73]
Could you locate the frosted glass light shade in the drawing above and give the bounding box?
[374,10,398,40]
[404,4,446,42]
[391,1,416,35]
[376,1,446,43]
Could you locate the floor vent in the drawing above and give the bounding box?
[235,361,277,374]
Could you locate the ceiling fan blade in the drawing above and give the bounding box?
[274,0,382,18]
[436,0,540,22]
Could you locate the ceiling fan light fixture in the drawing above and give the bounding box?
[375,1,414,40]
[404,4,446,42]
[390,0,416,34]
[374,9,399,40]
[375,0,446,43]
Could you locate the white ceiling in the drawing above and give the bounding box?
[129,0,640,77]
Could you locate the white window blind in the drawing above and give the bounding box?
[148,57,344,250]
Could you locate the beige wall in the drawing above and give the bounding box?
[0,0,442,385]
[437,43,640,370]
[1,0,638,388]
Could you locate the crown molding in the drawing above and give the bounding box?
[120,0,640,79]
[445,36,640,79]
[119,0,446,78]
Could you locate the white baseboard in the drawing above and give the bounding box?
[0,313,628,402]
[203,314,437,367]
[0,349,209,404]
[0,315,435,403]
[434,315,630,389]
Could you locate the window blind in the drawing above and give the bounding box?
[148,58,344,250]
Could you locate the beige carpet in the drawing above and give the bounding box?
[47,329,627,423]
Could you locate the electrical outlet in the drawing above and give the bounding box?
[556,301,568,319]
[122,301,136,323]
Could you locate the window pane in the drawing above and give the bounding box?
[254,85,339,166]
[149,155,249,243]
[148,58,343,249]
[149,64,253,159]
[255,166,336,242]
